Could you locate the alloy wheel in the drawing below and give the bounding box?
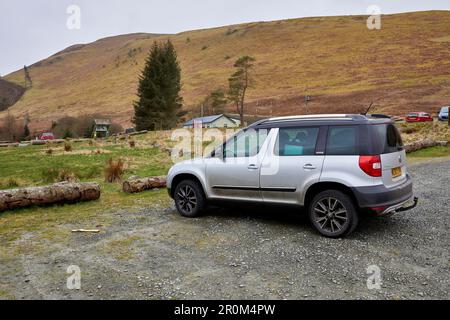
[312,197,349,234]
[177,185,197,214]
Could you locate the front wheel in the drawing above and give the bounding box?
[174,180,205,218]
[309,190,358,238]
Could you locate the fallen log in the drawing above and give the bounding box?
[122,176,166,193]
[0,142,19,148]
[31,140,46,145]
[0,182,101,212]
[128,130,148,136]
[404,139,437,153]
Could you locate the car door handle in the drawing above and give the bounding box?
[248,164,259,170]
[303,164,317,170]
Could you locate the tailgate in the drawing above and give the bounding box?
[381,150,407,188]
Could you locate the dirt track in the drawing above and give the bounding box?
[1,159,449,300]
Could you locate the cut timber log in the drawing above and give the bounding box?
[122,176,166,193]
[31,140,46,145]
[404,139,438,153]
[0,182,101,212]
[0,142,19,148]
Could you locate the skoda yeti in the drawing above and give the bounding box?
[167,114,418,238]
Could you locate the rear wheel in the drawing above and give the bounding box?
[174,180,205,218]
[309,190,358,238]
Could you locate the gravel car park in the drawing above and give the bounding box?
[1,158,448,300]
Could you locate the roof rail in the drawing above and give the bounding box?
[266,114,366,122]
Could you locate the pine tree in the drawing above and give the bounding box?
[133,40,182,131]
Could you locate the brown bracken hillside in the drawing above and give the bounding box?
[0,79,25,112]
[3,11,450,130]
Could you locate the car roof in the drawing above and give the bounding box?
[251,114,392,129]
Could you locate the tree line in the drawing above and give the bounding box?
[0,113,123,142]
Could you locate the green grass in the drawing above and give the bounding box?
[407,146,450,158]
[0,143,170,187]
[0,138,173,252]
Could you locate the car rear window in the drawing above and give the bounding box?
[326,126,357,155]
[371,124,404,154]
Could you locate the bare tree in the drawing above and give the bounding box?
[0,113,20,142]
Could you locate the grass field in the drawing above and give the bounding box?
[2,11,450,130]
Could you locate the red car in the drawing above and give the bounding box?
[405,112,433,123]
[38,132,55,140]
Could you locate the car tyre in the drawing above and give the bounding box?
[174,180,206,218]
[309,190,358,238]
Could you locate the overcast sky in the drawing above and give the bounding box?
[1,0,449,76]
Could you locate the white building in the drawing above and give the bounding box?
[183,114,241,129]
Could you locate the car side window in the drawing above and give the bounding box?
[224,129,269,158]
[326,126,357,155]
[275,127,319,156]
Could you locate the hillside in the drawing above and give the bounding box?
[3,11,450,130]
[0,79,25,112]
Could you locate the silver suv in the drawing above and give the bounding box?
[167,114,418,238]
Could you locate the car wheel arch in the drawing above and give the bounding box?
[304,181,359,209]
[171,173,206,198]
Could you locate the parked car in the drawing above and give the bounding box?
[405,112,433,123]
[438,106,449,121]
[167,114,418,238]
[38,132,55,140]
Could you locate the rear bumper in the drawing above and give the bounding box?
[378,196,418,216]
[352,174,414,210]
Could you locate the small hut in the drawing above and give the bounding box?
[93,119,111,138]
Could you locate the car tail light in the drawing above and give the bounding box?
[359,155,382,177]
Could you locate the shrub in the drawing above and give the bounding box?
[42,168,77,183]
[46,148,53,155]
[63,129,73,139]
[129,140,136,148]
[0,178,20,189]
[105,158,125,183]
[109,123,124,135]
[401,125,419,135]
[64,141,72,152]
[57,169,77,182]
